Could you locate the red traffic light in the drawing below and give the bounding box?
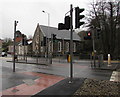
[88,32,91,36]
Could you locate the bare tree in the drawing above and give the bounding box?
[87,0,120,59]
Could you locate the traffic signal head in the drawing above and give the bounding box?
[84,32,92,40]
[88,32,91,36]
[53,34,56,39]
[58,23,65,30]
[58,15,70,30]
[87,32,91,39]
[65,16,70,30]
[75,7,85,28]
[97,32,101,39]
[52,34,57,42]
[96,28,101,39]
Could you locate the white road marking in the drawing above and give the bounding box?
[110,71,119,82]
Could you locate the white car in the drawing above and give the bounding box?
[1,52,7,57]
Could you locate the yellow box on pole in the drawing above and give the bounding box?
[92,52,94,56]
[68,55,71,63]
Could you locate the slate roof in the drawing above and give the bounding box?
[39,25,81,41]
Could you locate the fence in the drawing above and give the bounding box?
[15,53,91,64]
[47,53,91,63]
[16,54,51,65]
[15,53,104,66]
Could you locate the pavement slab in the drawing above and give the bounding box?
[2,66,39,90]
[1,72,64,96]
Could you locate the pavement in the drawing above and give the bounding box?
[31,78,120,97]
[31,78,86,97]
[1,71,64,96]
[1,56,120,97]
[2,67,38,90]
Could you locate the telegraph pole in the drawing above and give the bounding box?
[13,20,18,72]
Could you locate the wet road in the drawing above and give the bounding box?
[1,56,112,91]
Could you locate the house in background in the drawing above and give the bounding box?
[8,31,28,55]
[0,39,3,53]
[32,24,81,57]
[8,39,32,56]
[27,39,32,56]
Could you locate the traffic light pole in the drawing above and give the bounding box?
[92,27,96,67]
[58,4,85,82]
[69,4,73,83]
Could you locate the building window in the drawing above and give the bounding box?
[73,42,76,52]
[58,41,61,52]
[66,42,69,52]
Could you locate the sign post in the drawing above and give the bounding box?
[13,20,18,72]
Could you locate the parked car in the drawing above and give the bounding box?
[1,52,7,57]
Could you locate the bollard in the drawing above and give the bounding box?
[108,54,111,66]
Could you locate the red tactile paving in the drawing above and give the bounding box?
[1,72,64,96]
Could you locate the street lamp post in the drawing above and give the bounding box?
[42,10,52,64]
[42,11,50,28]
[13,20,18,72]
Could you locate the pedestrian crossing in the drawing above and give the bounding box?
[110,71,120,82]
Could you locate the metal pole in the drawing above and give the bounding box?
[13,21,17,72]
[23,35,25,60]
[42,11,51,64]
[47,13,49,59]
[48,13,52,64]
[50,33,53,64]
[70,4,73,82]
[92,28,96,67]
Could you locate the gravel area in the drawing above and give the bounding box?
[73,78,120,97]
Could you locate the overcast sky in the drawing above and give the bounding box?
[0,0,95,39]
